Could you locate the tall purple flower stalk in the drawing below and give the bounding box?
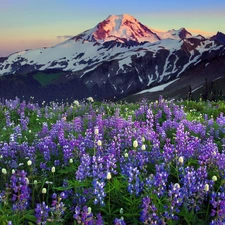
[10,170,30,212]
[35,202,50,225]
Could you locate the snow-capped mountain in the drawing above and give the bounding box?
[73,14,161,43]
[73,14,192,43]
[0,14,225,102]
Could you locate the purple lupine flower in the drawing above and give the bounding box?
[145,163,169,198]
[96,213,104,225]
[162,139,175,163]
[13,125,22,141]
[83,128,94,149]
[175,122,201,159]
[180,166,212,211]
[76,153,91,180]
[210,191,225,224]
[38,122,49,138]
[63,144,73,165]
[104,153,117,175]
[114,217,126,225]
[50,193,66,222]
[127,166,143,196]
[10,170,30,212]
[140,196,164,224]
[216,113,225,127]
[20,112,29,131]
[95,114,104,133]
[92,179,106,206]
[74,205,96,224]
[35,202,50,225]
[74,117,82,133]
[91,155,105,179]
[4,110,12,127]
[198,137,219,166]
[61,179,74,199]
[166,183,185,220]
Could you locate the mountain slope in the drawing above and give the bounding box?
[0,14,225,102]
[126,55,225,102]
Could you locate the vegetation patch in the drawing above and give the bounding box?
[0,97,225,224]
[33,72,62,86]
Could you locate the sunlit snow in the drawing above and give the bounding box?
[135,78,180,95]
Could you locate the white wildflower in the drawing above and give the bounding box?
[133,140,138,148]
[42,188,47,194]
[178,156,184,164]
[94,127,99,135]
[51,166,55,173]
[97,140,102,147]
[73,100,80,106]
[27,160,32,166]
[2,168,7,175]
[212,175,217,182]
[174,183,180,189]
[107,172,112,180]
[88,207,92,214]
[204,183,209,192]
[25,177,29,185]
[87,97,94,102]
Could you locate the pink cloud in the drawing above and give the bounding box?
[186,28,214,36]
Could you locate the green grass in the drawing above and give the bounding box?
[33,72,62,86]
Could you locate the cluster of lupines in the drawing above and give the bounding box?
[1,97,225,224]
[35,201,50,225]
[9,170,30,212]
[73,205,104,224]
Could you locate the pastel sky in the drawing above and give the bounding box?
[1,0,225,57]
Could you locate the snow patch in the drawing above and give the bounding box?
[118,56,132,70]
[135,78,180,95]
[192,86,202,93]
[138,75,143,83]
[147,74,154,86]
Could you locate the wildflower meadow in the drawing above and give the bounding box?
[0,96,225,224]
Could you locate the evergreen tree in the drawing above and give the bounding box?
[188,85,193,101]
[202,78,209,101]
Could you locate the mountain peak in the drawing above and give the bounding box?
[178,28,192,39]
[72,14,193,44]
[74,14,160,43]
[106,14,137,23]
[210,31,225,45]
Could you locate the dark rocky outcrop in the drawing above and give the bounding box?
[210,32,225,45]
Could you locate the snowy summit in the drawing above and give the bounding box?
[73,14,192,43]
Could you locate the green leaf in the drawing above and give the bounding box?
[28,222,35,225]
[24,214,37,222]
